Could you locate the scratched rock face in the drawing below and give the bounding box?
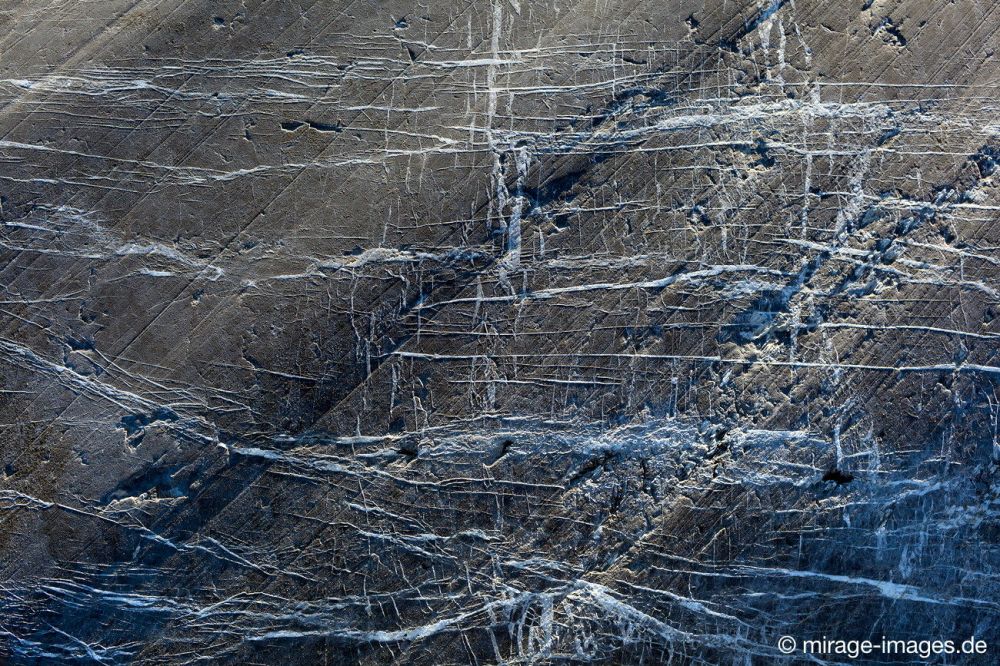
[1,0,999,663]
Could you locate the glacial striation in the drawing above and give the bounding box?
[1,0,999,663]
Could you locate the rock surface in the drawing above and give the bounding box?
[1,0,999,663]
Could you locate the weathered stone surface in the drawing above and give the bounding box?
[1,0,999,663]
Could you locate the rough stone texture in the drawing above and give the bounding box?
[1,0,999,663]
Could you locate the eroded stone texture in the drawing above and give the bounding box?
[1,0,999,663]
